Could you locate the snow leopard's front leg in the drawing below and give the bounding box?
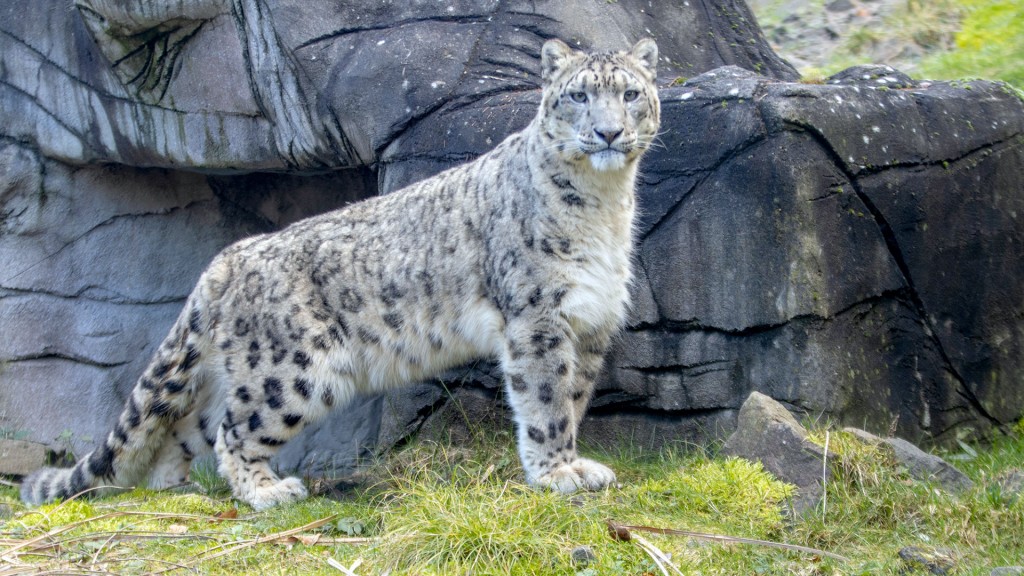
[569,331,612,433]
[502,317,616,493]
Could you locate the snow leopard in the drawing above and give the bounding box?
[21,38,661,510]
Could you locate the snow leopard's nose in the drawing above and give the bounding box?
[593,127,622,145]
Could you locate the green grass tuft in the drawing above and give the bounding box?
[918,0,1024,88]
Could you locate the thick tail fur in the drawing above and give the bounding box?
[20,297,207,506]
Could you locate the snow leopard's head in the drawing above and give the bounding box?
[539,38,660,172]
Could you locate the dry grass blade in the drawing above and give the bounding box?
[823,430,830,524]
[0,559,38,576]
[326,556,363,575]
[2,509,242,563]
[1,512,125,559]
[14,568,117,575]
[3,506,376,575]
[606,519,850,562]
[9,529,226,565]
[250,514,340,544]
[279,534,377,546]
[93,555,199,574]
[117,511,219,519]
[327,557,355,574]
[1,521,74,560]
[49,530,222,550]
[164,513,344,572]
[88,530,118,568]
[632,533,684,576]
[97,510,242,522]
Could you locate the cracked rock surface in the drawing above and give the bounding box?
[1,1,1022,475]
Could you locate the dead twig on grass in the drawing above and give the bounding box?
[1,509,244,569]
[1,512,121,560]
[5,499,389,574]
[605,519,850,563]
[164,513,378,573]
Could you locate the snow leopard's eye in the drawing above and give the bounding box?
[569,91,588,104]
[623,89,640,102]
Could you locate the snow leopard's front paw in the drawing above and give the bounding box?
[246,476,309,511]
[534,458,617,493]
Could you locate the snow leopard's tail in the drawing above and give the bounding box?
[20,295,209,506]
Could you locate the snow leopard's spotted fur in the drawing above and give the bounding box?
[21,38,660,510]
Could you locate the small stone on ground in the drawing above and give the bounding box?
[842,427,974,495]
[898,546,956,575]
[571,545,597,566]
[884,437,974,494]
[994,468,1024,504]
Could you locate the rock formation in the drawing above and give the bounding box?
[1,0,1022,476]
[722,392,834,515]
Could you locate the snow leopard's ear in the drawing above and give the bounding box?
[540,39,579,83]
[629,38,658,80]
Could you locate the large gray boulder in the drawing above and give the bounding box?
[590,68,1024,448]
[1,0,1022,475]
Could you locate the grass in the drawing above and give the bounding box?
[917,0,1024,89]
[752,0,1024,90]
[1,425,1023,575]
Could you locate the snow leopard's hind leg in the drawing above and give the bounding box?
[147,385,218,490]
[209,313,341,510]
[20,297,211,506]
[211,370,325,511]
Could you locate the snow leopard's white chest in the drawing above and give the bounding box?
[558,188,636,337]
